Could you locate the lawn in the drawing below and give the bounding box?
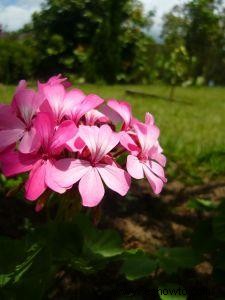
[1,83,225,182]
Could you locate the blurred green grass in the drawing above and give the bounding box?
[1,83,225,182]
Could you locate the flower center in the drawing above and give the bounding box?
[42,153,49,160]
[138,153,148,162]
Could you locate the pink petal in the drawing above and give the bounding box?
[0,106,25,132]
[147,160,167,182]
[39,99,55,119]
[150,147,166,167]
[33,112,55,151]
[38,74,70,92]
[133,122,160,155]
[145,113,155,125]
[85,109,109,125]
[119,131,139,155]
[50,158,91,188]
[15,80,27,92]
[73,94,104,123]
[152,152,166,167]
[100,104,123,124]
[156,153,166,167]
[50,120,77,154]
[97,164,131,196]
[78,125,98,156]
[43,84,65,120]
[33,91,45,111]
[107,100,132,129]
[63,89,86,118]
[78,167,105,207]
[94,125,119,161]
[142,163,164,195]
[66,135,85,152]
[79,125,119,161]
[0,105,20,129]
[25,160,47,201]
[44,160,67,193]
[18,127,41,154]
[0,150,39,177]
[0,128,24,152]
[126,155,144,179]
[13,89,37,124]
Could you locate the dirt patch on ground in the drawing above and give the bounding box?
[103,177,225,254]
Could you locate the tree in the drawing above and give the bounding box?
[29,0,153,83]
[161,0,225,85]
[184,0,223,82]
[0,24,3,37]
[163,45,190,100]
[0,35,37,84]
[161,5,187,50]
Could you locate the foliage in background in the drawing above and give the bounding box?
[29,0,153,83]
[1,0,224,85]
[162,0,225,85]
[160,46,191,100]
[0,35,37,84]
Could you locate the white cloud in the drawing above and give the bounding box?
[17,0,44,10]
[0,5,31,31]
[141,0,187,39]
[142,0,186,16]
[0,0,43,31]
[142,0,225,39]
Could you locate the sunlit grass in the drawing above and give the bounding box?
[1,83,225,182]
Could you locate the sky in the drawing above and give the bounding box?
[0,0,188,35]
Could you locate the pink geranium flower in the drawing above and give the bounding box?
[38,74,71,91]
[101,99,136,131]
[120,120,167,194]
[0,74,167,210]
[40,84,104,126]
[0,84,44,153]
[49,125,131,207]
[85,109,110,126]
[0,112,76,201]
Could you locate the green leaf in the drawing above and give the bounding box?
[157,247,201,274]
[76,214,123,258]
[187,198,217,211]
[86,229,123,257]
[0,237,27,274]
[12,247,54,300]
[29,220,83,262]
[158,284,187,300]
[67,214,124,274]
[0,236,50,299]
[0,237,30,287]
[70,255,107,275]
[0,274,12,287]
[13,243,42,283]
[121,250,157,280]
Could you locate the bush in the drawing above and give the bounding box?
[0,37,37,84]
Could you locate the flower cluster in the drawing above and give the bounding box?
[0,75,166,209]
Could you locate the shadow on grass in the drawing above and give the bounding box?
[125,89,192,106]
